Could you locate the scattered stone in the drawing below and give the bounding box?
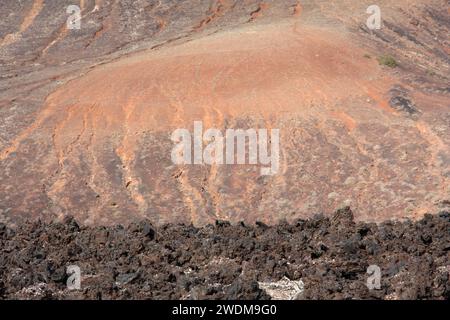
[116,273,139,285]
[258,277,304,300]
[142,221,156,240]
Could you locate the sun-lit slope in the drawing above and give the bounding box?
[46,21,391,129]
[1,17,448,226]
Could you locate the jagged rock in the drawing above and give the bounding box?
[258,277,305,300]
[0,212,447,299]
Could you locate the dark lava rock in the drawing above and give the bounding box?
[226,280,269,300]
[389,96,418,115]
[63,216,81,233]
[331,206,355,227]
[0,208,448,300]
[116,273,139,285]
[142,222,156,240]
[388,85,419,115]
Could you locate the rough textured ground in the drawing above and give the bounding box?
[0,208,448,300]
[0,0,449,226]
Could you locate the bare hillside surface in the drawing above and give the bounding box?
[0,0,449,226]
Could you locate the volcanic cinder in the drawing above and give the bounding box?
[0,0,449,226]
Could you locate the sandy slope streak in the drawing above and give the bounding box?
[1,16,449,225]
[0,0,45,48]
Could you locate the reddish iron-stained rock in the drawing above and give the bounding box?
[0,0,449,226]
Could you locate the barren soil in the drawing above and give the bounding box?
[0,0,449,226]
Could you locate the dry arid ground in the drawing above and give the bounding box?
[0,0,449,300]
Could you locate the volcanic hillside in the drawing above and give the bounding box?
[0,0,449,226]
